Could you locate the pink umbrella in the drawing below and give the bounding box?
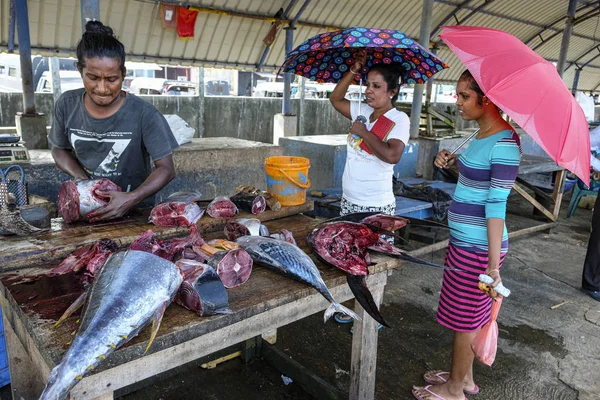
[440,25,591,187]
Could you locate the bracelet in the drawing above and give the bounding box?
[350,67,360,74]
[487,268,500,275]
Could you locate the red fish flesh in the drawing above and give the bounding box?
[58,179,121,223]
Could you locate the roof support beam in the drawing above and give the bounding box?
[80,0,100,34]
[533,8,600,52]
[431,0,496,41]
[410,0,434,139]
[15,0,35,114]
[564,45,600,73]
[572,67,582,94]
[257,0,298,71]
[434,0,600,43]
[8,0,16,52]
[524,1,598,46]
[557,0,578,77]
[283,0,311,116]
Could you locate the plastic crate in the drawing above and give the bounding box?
[0,308,11,388]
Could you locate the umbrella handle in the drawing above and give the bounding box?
[450,129,480,155]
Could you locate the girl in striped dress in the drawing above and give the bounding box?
[412,70,521,400]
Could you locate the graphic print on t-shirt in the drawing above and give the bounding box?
[70,129,132,177]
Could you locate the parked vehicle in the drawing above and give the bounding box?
[205,79,231,96]
[129,77,196,96]
[36,71,84,93]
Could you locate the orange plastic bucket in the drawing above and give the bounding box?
[265,156,311,206]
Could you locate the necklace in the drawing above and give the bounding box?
[476,116,502,139]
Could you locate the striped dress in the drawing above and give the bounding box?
[437,129,521,332]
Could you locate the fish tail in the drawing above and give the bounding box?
[324,302,361,323]
[346,275,391,328]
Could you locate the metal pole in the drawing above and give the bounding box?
[409,0,434,138]
[8,0,16,52]
[282,27,294,115]
[298,77,305,135]
[425,46,437,136]
[257,0,298,71]
[572,67,582,95]
[557,0,578,77]
[80,0,100,33]
[282,0,311,115]
[15,0,35,115]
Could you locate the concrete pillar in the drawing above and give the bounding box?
[16,112,48,150]
[409,0,434,138]
[273,114,298,145]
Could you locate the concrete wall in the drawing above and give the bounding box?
[0,92,55,126]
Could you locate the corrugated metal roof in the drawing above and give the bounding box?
[3,0,600,91]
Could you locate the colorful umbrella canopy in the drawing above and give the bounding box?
[279,26,449,84]
[440,25,591,187]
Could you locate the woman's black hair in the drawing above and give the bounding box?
[368,63,402,104]
[76,20,126,76]
[458,69,485,106]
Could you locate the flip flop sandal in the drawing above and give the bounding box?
[412,385,467,400]
[423,370,480,395]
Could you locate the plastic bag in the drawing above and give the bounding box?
[471,297,502,366]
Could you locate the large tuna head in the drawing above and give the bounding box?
[306,221,380,276]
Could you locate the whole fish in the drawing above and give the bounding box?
[39,250,183,400]
[236,236,359,323]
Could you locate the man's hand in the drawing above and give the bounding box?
[86,190,139,222]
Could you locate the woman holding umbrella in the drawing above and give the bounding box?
[328,49,410,324]
[329,49,410,216]
[412,69,521,400]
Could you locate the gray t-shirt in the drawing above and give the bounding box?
[49,89,179,206]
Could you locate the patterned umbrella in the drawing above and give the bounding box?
[279,26,449,84]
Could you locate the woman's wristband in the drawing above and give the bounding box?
[350,67,361,74]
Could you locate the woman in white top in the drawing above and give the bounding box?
[329,51,410,324]
[330,50,410,217]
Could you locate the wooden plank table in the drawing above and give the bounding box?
[0,214,399,400]
[0,202,313,270]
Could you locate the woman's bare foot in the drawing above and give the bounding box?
[412,384,465,400]
[423,370,479,394]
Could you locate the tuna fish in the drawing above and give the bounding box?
[307,220,456,327]
[39,250,183,400]
[206,196,238,218]
[58,179,121,223]
[236,236,359,323]
[50,239,118,277]
[230,192,267,215]
[150,191,204,227]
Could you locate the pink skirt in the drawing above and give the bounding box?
[436,243,506,332]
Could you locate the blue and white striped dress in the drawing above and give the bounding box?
[437,129,521,332]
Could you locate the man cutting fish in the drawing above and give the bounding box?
[49,20,178,222]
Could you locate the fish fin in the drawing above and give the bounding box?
[346,275,391,328]
[53,290,87,328]
[324,302,361,323]
[144,299,169,354]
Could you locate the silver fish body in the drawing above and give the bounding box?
[39,250,183,400]
[236,236,358,323]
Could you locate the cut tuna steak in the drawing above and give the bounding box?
[207,248,253,288]
[150,191,204,227]
[58,179,121,223]
[206,196,238,218]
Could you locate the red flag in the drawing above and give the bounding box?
[177,7,198,39]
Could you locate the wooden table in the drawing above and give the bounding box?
[1,214,399,400]
[0,202,313,270]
